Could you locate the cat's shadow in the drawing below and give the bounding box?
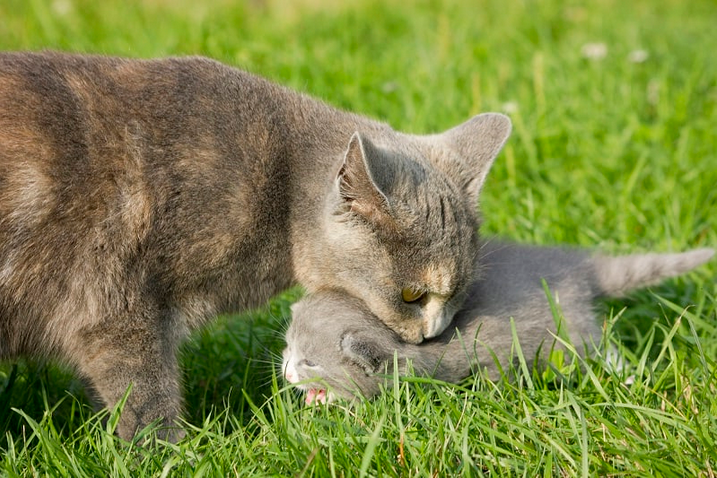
[0,359,94,444]
[0,289,299,442]
[180,296,294,428]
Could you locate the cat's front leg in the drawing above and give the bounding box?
[71,309,186,442]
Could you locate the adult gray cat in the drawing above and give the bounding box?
[283,241,714,403]
[0,51,511,439]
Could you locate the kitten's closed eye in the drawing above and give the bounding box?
[298,359,317,368]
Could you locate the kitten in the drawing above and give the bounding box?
[0,51,511,439]
[283,241,714,403]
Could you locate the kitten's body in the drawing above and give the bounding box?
[283,241,714,402]
[0,51,511,438]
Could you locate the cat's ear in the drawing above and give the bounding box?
[433,113,512,204]
[340,332,387,374]
[336,133,396,229]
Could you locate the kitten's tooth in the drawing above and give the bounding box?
[316,390,327,404]
[306,389,316,404]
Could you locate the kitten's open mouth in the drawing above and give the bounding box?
[305,388,328,405]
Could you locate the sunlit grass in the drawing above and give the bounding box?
[1,0,716,475]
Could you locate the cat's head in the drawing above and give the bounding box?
[297,113,511,344]
[282,291,405,403]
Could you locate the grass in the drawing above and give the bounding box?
[1,0,716,475]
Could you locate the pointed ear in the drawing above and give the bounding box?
[337,133,396,228]
[340,332,387,374]
[434,113,512,204]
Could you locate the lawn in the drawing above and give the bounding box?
[1,0,716,475]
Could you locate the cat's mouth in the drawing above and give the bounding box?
[305,388,328,405]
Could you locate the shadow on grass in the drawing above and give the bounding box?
[0,288,301,445]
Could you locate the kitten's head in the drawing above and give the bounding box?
[282,291,404,403]
[299,113,511,344]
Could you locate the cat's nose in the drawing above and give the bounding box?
[423,306,454,339]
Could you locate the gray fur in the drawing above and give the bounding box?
[283,241,714,401]
[0,51,511,439]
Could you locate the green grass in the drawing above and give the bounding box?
[1,0,716,475]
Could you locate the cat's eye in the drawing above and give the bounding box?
[299,359,316,368]
[401,288,426,304]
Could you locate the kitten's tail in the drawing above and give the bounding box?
[593,248,715,297]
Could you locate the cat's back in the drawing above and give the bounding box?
[0,52,237,183]
[0,51,333,206]
[0,52,278,149]
[0,51,222,118]
[0,52,238,249]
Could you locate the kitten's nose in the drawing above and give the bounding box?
[284,363,298,383]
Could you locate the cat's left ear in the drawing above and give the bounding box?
[432,113,512,204]
[340,332,387,374]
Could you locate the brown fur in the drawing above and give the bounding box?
[0,51,511,439]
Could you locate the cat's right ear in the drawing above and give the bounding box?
[433,113,512,204]
[336,133,396,230]
[340,332,386,374]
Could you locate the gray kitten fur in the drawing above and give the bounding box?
[283,241,714,401]
[0,51,511,439]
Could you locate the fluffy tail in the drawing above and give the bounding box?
[593,248,715,297]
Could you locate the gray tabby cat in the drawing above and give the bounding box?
[0,51,511,439]
[283,241,714,403]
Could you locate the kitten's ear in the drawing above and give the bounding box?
[337,133,396,229]
[340,332,387,374]
[434,113,512,204]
